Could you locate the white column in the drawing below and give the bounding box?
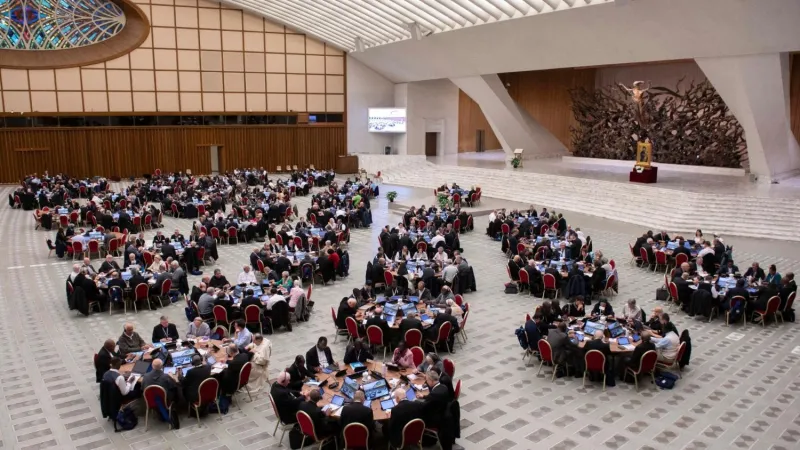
[450,74,567,160]
[697,53,800,182]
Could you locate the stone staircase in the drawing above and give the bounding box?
[378,160,800,242]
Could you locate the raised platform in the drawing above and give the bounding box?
[388,194,514,217]
[361,153,800,241]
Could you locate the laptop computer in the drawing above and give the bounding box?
[341,377,358,400]
[400,303,417,316]
[406,387,417,401]
[583,321,603,336]
[607,322,625,338]
[330,395,346,407]
[617,337,631,345]
[384,363,400,372]
[380,399,396,411]
[363,379,389,400]
[131,360,151,375]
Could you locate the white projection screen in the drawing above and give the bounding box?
[368,108,406,133]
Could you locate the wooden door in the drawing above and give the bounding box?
[425,132,438,157]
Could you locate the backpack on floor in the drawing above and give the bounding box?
[515,326,528,349]
[655,371,679,390]
[504,282,518,294]
[114,405,138,432]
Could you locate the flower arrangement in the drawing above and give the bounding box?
[511,156,522,168]
[437,192,451,210]
[386,191,398,202]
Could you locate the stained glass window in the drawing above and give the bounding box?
[0,0,125,50]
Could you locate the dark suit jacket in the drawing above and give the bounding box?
[340,403,374,434]
[287,362,312,386]
[547,329,576,365]
[388,400,424,448]
[99,261,121,273]
[270,383,303,424]
[398,318,424,338]
[129,274,147,291]
[95,347,119,382]
[343,346,373,365]
[161,244,177,260]
[182,364,212,404]
[584,339,611,357]
[336,304,356,329]
[744,267,766,281]
[305,345,334,372]
[222,353,250,394]
[422,383,451,428]
[433,313,460,335]
[298,400,330,434]
[628,341,656,368]
[365,315,389,336]
[151,323,179,343]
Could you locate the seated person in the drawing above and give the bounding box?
[117,323,151,354]
[151,315,180,343]
[387,389,424,450]
[271,371,304,425]
[237,265,257,285]
[391,340,416,369]
[562,297,586,318]
[651,314,680,363]
[646,306,664,333]
[590,299,614,320]
[299,390,338,437]
[744,262,765,282]
[181,355,212,405]
[186,316,211,338]
[287,355,312,390]
[142,359,178,402]
[101,357,141,402]
[209,269,231,288]
[620,298,642,322]
[340,390,375,437]
[305,336,336,372]
[617,331,657,378]
[343,338,373,365]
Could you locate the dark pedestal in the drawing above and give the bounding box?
[629,166,658,183]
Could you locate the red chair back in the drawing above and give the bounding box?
[417,241,427,253]
[765,296,781,314]
[200,226,208,235]
[144,385,170,409]
[604,274,616,291]
[540,224,549,235]
[88,240,100,253]
[443,358,455,377]
[307,284,312,301]
[244,304,261,323]
[213,305,229,323]
[536,246,547,260]
[436,321,452,343]
[343,423,370,448]
[198,205,206,216]
[160,278,172,295]
[133,216,141,226]
[309,214,317,224]
[453,218,461,233]
[400,419,425,448]
[655,251,667,265]
[418,220,426,230]
[71,240,84,254]
[60,215,69,227]
[537,339,553,363]
[144,214,152,226]
[70,211,79,223]
[293,236,303,249]
[668,282,678,300]
[134,283,148,300]
[330,306,337,324]
[454,379,462,400]
[211,227,220,239]
[785,292,796,311]
[454,294,463,306]
[404,329,422,348]
[609,259,616,269]
[212,325,228,338]
[345,316,359,339]
[517,243,526,254]
[171,203,179,215]
[410,346,424,366]
[584,350,606,372]
[675,252,689,267]
[543,273,556,289]
[196,247,205,261]
[674,341,688,363]
[518,269,530,285]
[452,193,460,204]
[296,410,320,440]
[635,350,659,374]
[501,223,510,235]
[366,325,384,346]
[639,247,649,263]
[256,259,266,274]
[383,270,394,286]
[143,251,154,267]
[237,362,252,390]
[228,227,238,241]
[195,378,219,406]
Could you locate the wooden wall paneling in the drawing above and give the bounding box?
[498,69,596,151]
[457,89,501,153]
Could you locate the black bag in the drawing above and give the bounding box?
[656,288,669,301]
[114,405,138,431]
[289,425,306,449]
[504,282,518,294]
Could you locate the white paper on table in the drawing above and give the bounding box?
[407,374,417,380]
[620,344,635,351]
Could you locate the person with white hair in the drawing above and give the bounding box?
[237,265,257,285]
[270,371,304,425]
[69,263,81,282]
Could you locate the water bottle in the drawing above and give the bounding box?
[382,363,387,378]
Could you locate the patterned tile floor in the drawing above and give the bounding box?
[0,181,799,450]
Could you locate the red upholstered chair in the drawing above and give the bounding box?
[391,418,425,450]
[674,252,689,268]
[656,341,688,377]
[343,423,370,450]
[454,379,462,400]
[196,247,206,265]
[501,223,510,236]
[142,251,154,268]
[629,243,641,266]
[134,283,152,311]
[410,346,424,367]
[171,203,181,218]
[417,220,426,230]
[133,216,141,230]
[540,224,549,235]
[457,311,469,344]
[639,247,650,268]
[625,350,658,391]
[778,292,796,324]
[542,273,559,299]
[518,269,530,294]
[70,240,84,261]
[653,251,668,273]
[60,215,70,228]
[155,168,162,176]
[210,227,221,244]
[416,241,427,254]
[269,393,294,445]
[583,350,607,391]
[200,226,208,235]
[296,410,337,450]
[517,242,526,255]
[443,358,455,378]
[452,193,461,205]
[70,211,80,224]
[425,321,452,354]
[537,339,567,382]
[197,204,206,216]
[244,305,263,334]
[383,270,394,288]
[293,236,303,249]
[190,378,221,425]
[119,199,127,209]
[227,226,238,245]
[366,325,388,359]
[309,214,317,225]
[344,316,360,345]
[404,328,422,348]
[213,305,230,330]
[752,296,781,328]
[668,281,679,310]
[87,240,101,259]
[155,278,172,308]
[143,385,172,430]
[603,274,617,297]
[232,362,253,408]
[453,294,464,306]
[143,214,152,230]
[609,259,616,270]
[211,325,229,339]
[453,218,461,233]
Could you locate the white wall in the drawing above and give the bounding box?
[596,61,707,92]
[399,79,459,156]
[346,57,395,154]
